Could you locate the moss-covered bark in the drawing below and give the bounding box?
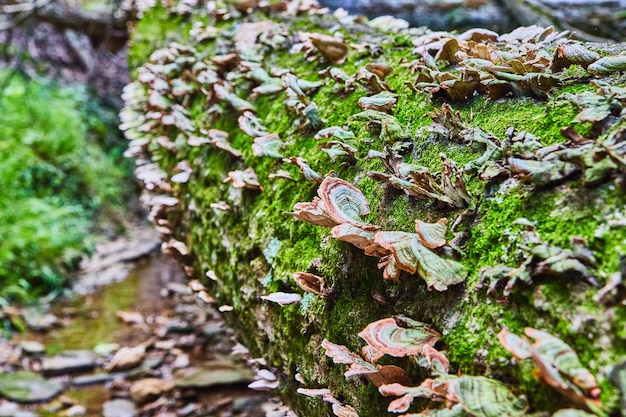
[123,2,626,415]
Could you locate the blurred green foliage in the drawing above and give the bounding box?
[0,72,132,304]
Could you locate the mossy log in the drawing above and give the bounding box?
[122,2,626,415]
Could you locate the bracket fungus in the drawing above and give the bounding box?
[330,223,377,251]
[447,376,528,417]
[482,232,597,296]
[213,82,255,112]
[374,231,466,290]
[293,272,330,297]
[319,141,358,165]
[251,133,285,158]
[260,292,302,306]
[414,218,448,249]
[308,33,349,63]
[314,126,357,142]
[358,92,398,112]
[206,129,243,158]
[358,317,440,358]
[370,154,471,209]
[498,328,601,411]
[285,197,338,227]
[321,339,407,387]
[351,110,408,143]
[238,110,268,137]
[223,168,262,190]
[282,157,323,182]
[378,381,441,413]
[318,177,372,228]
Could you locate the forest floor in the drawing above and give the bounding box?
[0,225,291,417]
[0,5,291,412]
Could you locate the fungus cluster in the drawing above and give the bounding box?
[290,177,467,289]
[320,316,532,415]
[403,26,626,101]
[498,328,601,413]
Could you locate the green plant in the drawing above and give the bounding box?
[0,72,132,302]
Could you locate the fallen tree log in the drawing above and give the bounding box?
[122,1,626,415]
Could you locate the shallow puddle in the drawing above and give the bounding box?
[58,255,179,352]
[19,254,183,354]
[3,251,283,417]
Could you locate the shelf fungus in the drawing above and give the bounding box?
[318,177,375,228]
[358,317,440,358]
[187,135,211,147]
[249,369,279,391]
[282,157,323,182]
[508,157,578,186]
[378,380,441,413]
[285,197,338,227]
[171,160,192,184]
[213,82,255,112]
[268,169,295,181]
[331,223,378,252]
[205,129,243,158]
[374,231,466,290]
[293,272,330,297]
[354,67,393,94]
[161,239,190,261]
[297,386,361,416]
[260,292,302,306]
[381,374,527,416]
[320,141,358,165]
[482,232,597,296]
[252,133,285,158]
[418,344,450,376]
[351,110,408,143]
[223,168,262,190]
[498,328,601,411]
[321,340,407,387]
[314,126,357,143]
[358,92,398,112]
[587,56,626,76]
[238,110,268,137]
[332,404,359,417]
[447,376,528,417]
[414,218,448,249]
[308,33,349,63]
[370,154,471,209]
[296,387,333,400]
[550,43,600,72]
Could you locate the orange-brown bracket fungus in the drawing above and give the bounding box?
[358,317,440,358]
[321,339,407,387]
[260,292,302,306]
[292,272,330,297]
[285,197,338,227]
[223,168,263,190]
[318,177,373,228]
[498,328,602,412]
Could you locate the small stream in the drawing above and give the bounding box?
[2,253,280,417]
[34,255,183,353]
[16,255,183,416]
